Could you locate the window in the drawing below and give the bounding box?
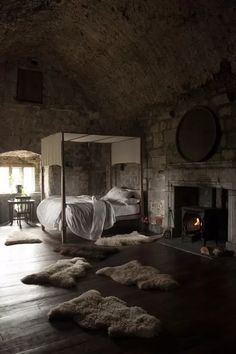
[16,68,43,103]
[0,167,35,194]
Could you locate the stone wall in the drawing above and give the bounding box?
[112,163,141,191]
[47,142,110,198]
[140,83,236,234]
[0,58,141,155]
[0,58,97,155]
[0,58,141,223]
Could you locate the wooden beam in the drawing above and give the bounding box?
[41,163,45,231]
[140,137,145,231]
[41,164,45,201]
[61,132,66,243]
[110,146,113,189]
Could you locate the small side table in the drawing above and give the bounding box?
[8,197,35,228]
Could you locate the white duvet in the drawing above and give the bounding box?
[37,196,116,241]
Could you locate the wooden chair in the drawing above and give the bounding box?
[13,196,33,228]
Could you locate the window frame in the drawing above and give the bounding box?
[0,166,36,194]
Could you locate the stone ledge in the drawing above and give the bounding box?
[166,161,234,169]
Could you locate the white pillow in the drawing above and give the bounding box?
[123,198,140,205]
[103,187,130,201]
[125,189,140,199]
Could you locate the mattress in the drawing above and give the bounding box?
[111,203,140,217]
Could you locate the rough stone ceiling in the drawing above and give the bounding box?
[0,0,236,118]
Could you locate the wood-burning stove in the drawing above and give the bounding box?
[182,206,227,245]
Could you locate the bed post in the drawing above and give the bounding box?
[110,146,113,189]
[61,132,67,243]
[41,163,45,231]
[140,137,145,232]
[41,164,45,201]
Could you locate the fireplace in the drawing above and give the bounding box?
[182,208,203,238]
[171,186,228,243]
[182,206,228,244]
[164,167,236,250]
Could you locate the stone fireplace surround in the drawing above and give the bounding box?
[163,164,236,252]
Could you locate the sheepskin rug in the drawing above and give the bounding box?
[5,232,42,246]
[21,257,92,288]
[48,289,161,337]
[96,260,179,290]
[95,231,162,247]
[200,245,234,257]
[54,244,119,260]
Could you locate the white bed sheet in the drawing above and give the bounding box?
[37,196,116,241]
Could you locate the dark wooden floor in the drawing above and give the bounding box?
[1,225,236,354]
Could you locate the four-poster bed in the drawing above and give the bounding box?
[39,132,143,243]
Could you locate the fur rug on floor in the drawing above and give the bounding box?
[200,245,234,257]
[21,257,92,288]
[96,260,179,290]
[48,289,161,337]
[5,232,42,246]
[95,231,163,247]
[54,245,119,260]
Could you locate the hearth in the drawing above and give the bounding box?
[182,206,228,245]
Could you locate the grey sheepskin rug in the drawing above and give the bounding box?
[95,231,163,247]
[96,260,179,290]
[48,289,161,337]
[200,246,234,257]
[5,232,42,246]
[54,245,119,261]
[21,257,92,288]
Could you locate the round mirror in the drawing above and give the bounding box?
[176,106,220,162]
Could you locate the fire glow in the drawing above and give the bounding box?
[194,217,201,226]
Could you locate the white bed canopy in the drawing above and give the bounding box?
[41,132,141,167]
[40,132,142,243]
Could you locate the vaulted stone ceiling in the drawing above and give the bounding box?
[0,0,236,118]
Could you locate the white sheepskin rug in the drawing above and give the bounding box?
[5,231,42,246]
[96,260,179,290]
[95,231,162,247]
[21,257,92,288]
[48,289,161,337]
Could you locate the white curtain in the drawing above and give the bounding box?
[111,138,140,165]
[41,133,62,166]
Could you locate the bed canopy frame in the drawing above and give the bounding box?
[41,132,143,243]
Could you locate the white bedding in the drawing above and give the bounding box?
[111,202,140,217]
[102,186,140,217]
[37,196,116,241]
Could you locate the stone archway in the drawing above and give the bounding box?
[0,150,41,193]
[0,150,41,224]
[0,150,40,164]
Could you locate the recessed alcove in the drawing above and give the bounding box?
[164,166,236,247]
[173,186,228,242]
[0,150,41,223]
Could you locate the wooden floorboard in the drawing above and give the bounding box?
[1,225,236,353]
